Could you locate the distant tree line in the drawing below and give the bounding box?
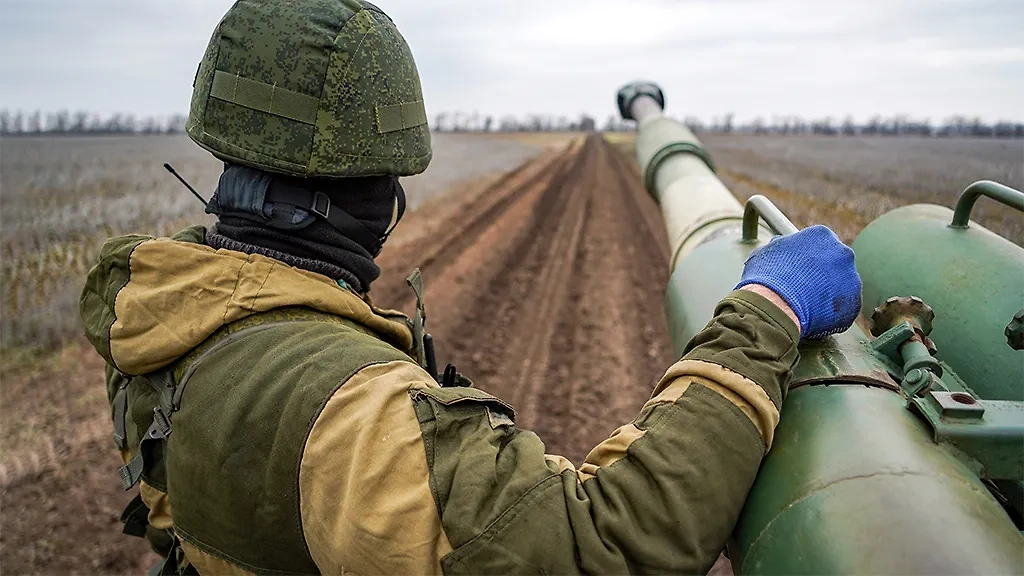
[433,112,598,133]
[0,109,187,135]
[668,113,1023,138]
[4,108,1021,139]
[435,111,1023,139]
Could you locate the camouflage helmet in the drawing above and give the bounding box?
[187,0,431,178]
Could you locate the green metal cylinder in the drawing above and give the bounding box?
[662,195,794,352]
[664,228,1024,576]
[664,230,763,352]
[664,225,1024,574]
[619,83,1024,574]
[732,384,1024,575]
[659,173,1024,576]
[853,204,1024,401]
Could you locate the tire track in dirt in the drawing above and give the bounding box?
[533,138,675,457]
[500,138,594,426]
[374,143,577,310]
[416,137,593,405]
[376,134,676,463]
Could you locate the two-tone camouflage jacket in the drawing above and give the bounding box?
[81,226,799,575]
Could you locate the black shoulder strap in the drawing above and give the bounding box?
[117,370,175,491]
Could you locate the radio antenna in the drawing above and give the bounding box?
[163,163,208,207]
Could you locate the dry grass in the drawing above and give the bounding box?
[610,132,1023,245]
[4,130,1016,353]
[1,135,219,352]
[0,339,162,574]
[0,133,541,354]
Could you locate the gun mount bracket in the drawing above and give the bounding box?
[909,392,1024,481]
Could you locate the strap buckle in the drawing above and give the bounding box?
[311,191,331,219]
[149,406,172,440]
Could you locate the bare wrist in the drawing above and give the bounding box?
[739,284,801,336]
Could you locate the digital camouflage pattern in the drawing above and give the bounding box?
[81,226,800,574]
[187,0,432,178]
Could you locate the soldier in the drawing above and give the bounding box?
[80,0,861,574]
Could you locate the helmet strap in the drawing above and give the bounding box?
[378,184,407,247]
[263,178,407,258]
[264,180,383,256]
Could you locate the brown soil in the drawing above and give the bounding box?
[375,134,676,462]
[1,134,718,573]
[1,345,159,574]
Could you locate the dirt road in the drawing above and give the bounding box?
[1,134,680,573]
[375,134,676,462]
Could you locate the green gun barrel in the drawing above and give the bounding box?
[617,82,1023,575]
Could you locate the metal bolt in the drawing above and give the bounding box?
[902,368,933,396]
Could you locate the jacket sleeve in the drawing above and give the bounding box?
[297,289,798,574]
[411,289,800,574]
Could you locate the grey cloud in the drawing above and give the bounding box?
[0,0,1021,122]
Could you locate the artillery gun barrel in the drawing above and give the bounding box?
[617,82,1024,575]
[624,86,748,270]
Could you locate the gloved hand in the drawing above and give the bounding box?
[735,225,862,339]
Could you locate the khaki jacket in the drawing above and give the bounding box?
[81,227,799,575]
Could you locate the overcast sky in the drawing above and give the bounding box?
[1,0,1022,123]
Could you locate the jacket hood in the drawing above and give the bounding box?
[80,226,413,376]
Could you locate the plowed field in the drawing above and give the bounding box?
[1,134,689,574]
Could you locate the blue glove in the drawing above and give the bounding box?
[735,225,862,339]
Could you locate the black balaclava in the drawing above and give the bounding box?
[204,164,402,293]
